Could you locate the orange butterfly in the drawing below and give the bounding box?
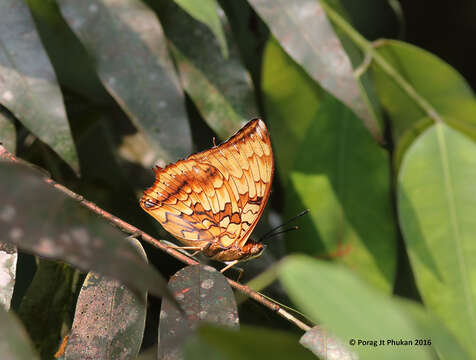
[140,119,274,273]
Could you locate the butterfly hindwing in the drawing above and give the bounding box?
[140,119,274,260]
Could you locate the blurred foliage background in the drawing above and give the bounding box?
[1,0,476,359]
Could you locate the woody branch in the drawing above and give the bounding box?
[0,144,311,332]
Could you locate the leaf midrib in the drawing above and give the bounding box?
[436,124,476,333]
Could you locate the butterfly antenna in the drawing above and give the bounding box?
[262,226,299,241]
[259,209,309,241]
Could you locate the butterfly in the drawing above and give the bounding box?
[140,119,274,273]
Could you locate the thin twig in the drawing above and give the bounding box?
[0,145,313,332]
[320,1,443,124]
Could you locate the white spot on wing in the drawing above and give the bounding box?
[256,125,263,139]
[258,119,266,130]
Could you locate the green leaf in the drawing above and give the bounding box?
[0,162,172,302]
[65,239,147,360]
[248,0,382,141]
[402,301,471,360]
[26,0,110,105]
[218,0,268,85]
[0,0,78,171]
[393,117,433,173]
[299,326,357,359]
[398,122,476,356]
[261,37,327,178]
[58,0,192,163]
[279,255,468,360]
[0,307,40,360]
[157,1,258,139]
[263,34,395,292]
[285,97,396,292]
[0,242,17,310]
[172,0,228,58]
[185,324,315,360]
[372,40,476,142]
[0,109,16,154]
[18,260,78,359]
[159,265,238,359]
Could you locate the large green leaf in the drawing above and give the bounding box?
[0,162,172,302]
[263,36,395,292]
[248,0,382,141]
[279,255,470,360]
[58,0,192,163]
[0,0,78,171]
[372,40,476,142]
[218,0,269,86]
[172,0,228,58]
[185,325,315,360]
[26,0,110,105]
[285,97,396,292]
[398,122,476,356]
[159,265,239,359]
[156,0,258,139]
[402,301,471,360]
[299,326,357,359]
[65,239,147,360]
[18,260,78,359]
[261,37,326,179]
[0,307,40,360]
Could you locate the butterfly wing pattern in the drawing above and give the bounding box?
[140,119,274,263]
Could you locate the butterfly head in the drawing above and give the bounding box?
[243,241,266,261]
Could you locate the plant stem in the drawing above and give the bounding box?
[320,1,443,123]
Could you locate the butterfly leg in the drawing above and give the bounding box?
[234,267,244,282]
[167,245,203,251]
[125,230,142,240]
[220,260,239,274]
[161,242,204,258]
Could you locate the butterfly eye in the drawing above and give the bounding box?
[144,198,158,208]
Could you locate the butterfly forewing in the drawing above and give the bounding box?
[140,119,274,261]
